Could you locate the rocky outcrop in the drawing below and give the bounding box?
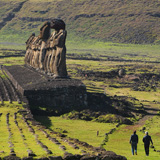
[0,1,27,30]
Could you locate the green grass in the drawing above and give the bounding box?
[0,43,25,50]
[0,103,23,157]
[1,104,99,158]
[34,116,118,147]
[1,35,160,159]
[105,87,160,102]
[34,115,160,160]
[73,42,160,62]
[0,57,24,66]
[106,124,160,160]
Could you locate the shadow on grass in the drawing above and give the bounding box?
[33,115,52,128]
[29,92,147,127]
[143,107,160,116]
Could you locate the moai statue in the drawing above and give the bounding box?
[30,36,40,67]
[43,35,55,73]
[50,19,68,78]
[25,19,68,78]
[38,21,51,70]
[25,33,35,49]
[43,32,56,73]
[25,33,35,65]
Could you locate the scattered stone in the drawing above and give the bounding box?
[62,130,68,133]
[63,153,82,160]
[48,156,62,160]
[80,155,96,160]
[63,153,73,160]
[118,68,126,77]
[47,150,52,154]
[59,133,67,138]
[36,157,49,160]
[27,149,36,157]
[102,155,127,160]
[22,157,33,160]
[100,151,127,160]
[3,156,21,160]
[10,153,16,156]
[72,145,79,149]
[59,145,66,151]
[81,150,86,154]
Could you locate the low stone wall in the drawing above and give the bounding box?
[4,65,87,112]
[3,151,127,160]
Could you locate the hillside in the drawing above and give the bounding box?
[0,0,160,44]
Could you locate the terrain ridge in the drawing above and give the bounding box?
[0,0,160,43]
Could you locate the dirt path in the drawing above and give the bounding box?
[125,103,160,130]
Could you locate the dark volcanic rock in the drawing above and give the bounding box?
[3,156,21,160]
[100,151,127,160]
[80,155,97,160]
[63,153,82,160]
[48,156,62,160]
[22,157,33,160]
[36,158,49,160]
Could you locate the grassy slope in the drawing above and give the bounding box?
[1,41,160,159]
[106,125,160,160]
[0,104,91,158]
[0,0,160,43]
[34,116,117,147]
[34,116,160,160]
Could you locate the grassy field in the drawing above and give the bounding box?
[0,104,94,158]
[33,115,160,160]
[1,41,160,159]
[34,116,117,147]
[105,124,160,160]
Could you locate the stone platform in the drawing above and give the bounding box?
[3,65,87,112]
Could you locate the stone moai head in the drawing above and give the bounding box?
[50,18,66,30]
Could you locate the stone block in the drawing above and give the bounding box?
[4,65,87,113]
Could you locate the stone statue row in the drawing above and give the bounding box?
[25,19,67,78]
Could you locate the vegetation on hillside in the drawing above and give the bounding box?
[0,0,160,44]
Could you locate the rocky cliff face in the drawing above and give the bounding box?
[0,0,160,44]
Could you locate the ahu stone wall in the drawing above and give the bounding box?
[3,65,87,113]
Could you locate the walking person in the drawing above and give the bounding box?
[143,131,153,156]
[129,130,138,155]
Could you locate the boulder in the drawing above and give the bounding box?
[3,156,21,160]
[101,151,127,160]
[36,158,49,160]
[48,156,62,160]
[22,157,33,160]
[80,155,97,160]
[63,153,82,160]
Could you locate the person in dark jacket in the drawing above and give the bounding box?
[130,130,138,155]
[143,131,153,156]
